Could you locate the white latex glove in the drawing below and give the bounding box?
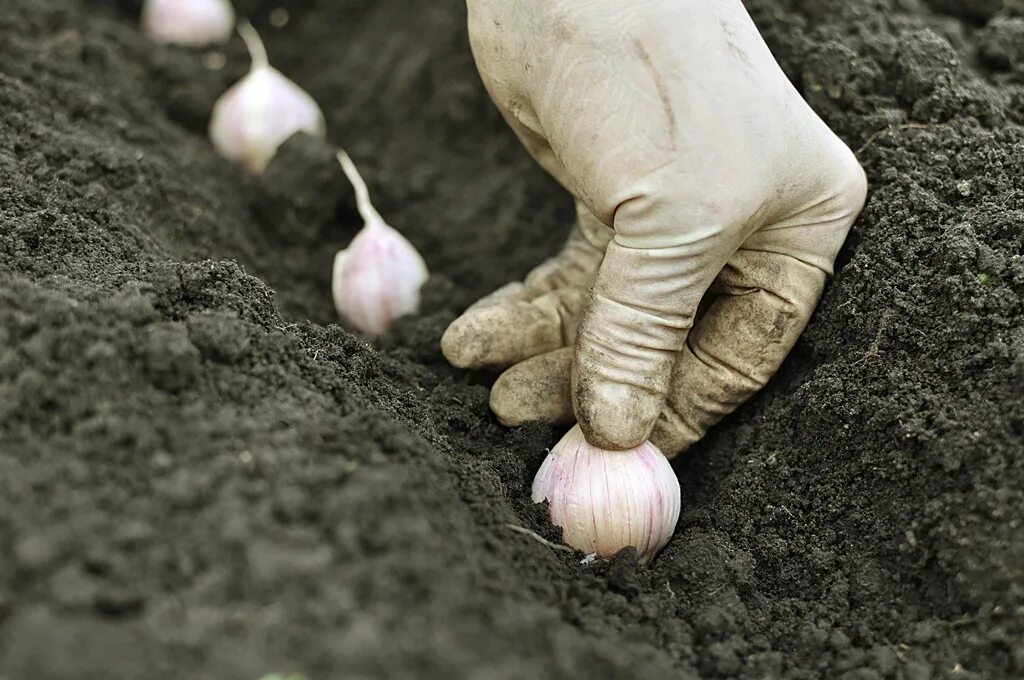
[443,0,868,455]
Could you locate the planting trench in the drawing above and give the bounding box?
[0,0,1022,678]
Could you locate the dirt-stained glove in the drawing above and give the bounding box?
[443,0,868,455]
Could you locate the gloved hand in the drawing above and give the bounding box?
[443,0,868,455]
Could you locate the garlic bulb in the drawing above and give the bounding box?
[332,151,429,335]
[141,0,235,47]
[532,425,681,564]
[209,21,326,173]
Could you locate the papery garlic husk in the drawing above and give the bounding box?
[141,0,235,47]
[209,21,326,173]
[532,425,681,565]
[332,151,429,335]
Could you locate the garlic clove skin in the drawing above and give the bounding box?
[209,22,326,174]
[331,150,429,335]
[332,219,430,335]
[209,68,326,173]
[532,424,681,565]
[141,0,235,47]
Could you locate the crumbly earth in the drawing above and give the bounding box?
[1,1,1021,678]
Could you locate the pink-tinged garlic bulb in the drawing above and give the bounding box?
[209,21,326,173]
[532,425,681,564]
[332,151,429,335]
[141,0,235,47]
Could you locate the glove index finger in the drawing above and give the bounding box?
[572,227,733,450]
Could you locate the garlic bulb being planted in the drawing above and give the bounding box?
[532,425,681,564]
[332,151,429,335]
[209,21,326,173]
[141,0,235,47]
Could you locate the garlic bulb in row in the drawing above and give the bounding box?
[209,21,326,173]
[332,151,429,335]
[532,425,681,564]
[141,0,235,47]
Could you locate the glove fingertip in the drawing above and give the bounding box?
[440,315,482,368]
[573,379,663,451]
[491,350,574,427]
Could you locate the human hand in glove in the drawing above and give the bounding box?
[443,0,868,455]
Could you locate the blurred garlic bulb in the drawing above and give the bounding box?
[332,151,429,335]
[209,21,326,173]
[141,0,235,47]
[532,425,681,564]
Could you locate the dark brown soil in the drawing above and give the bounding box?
[1,1,1022,678]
